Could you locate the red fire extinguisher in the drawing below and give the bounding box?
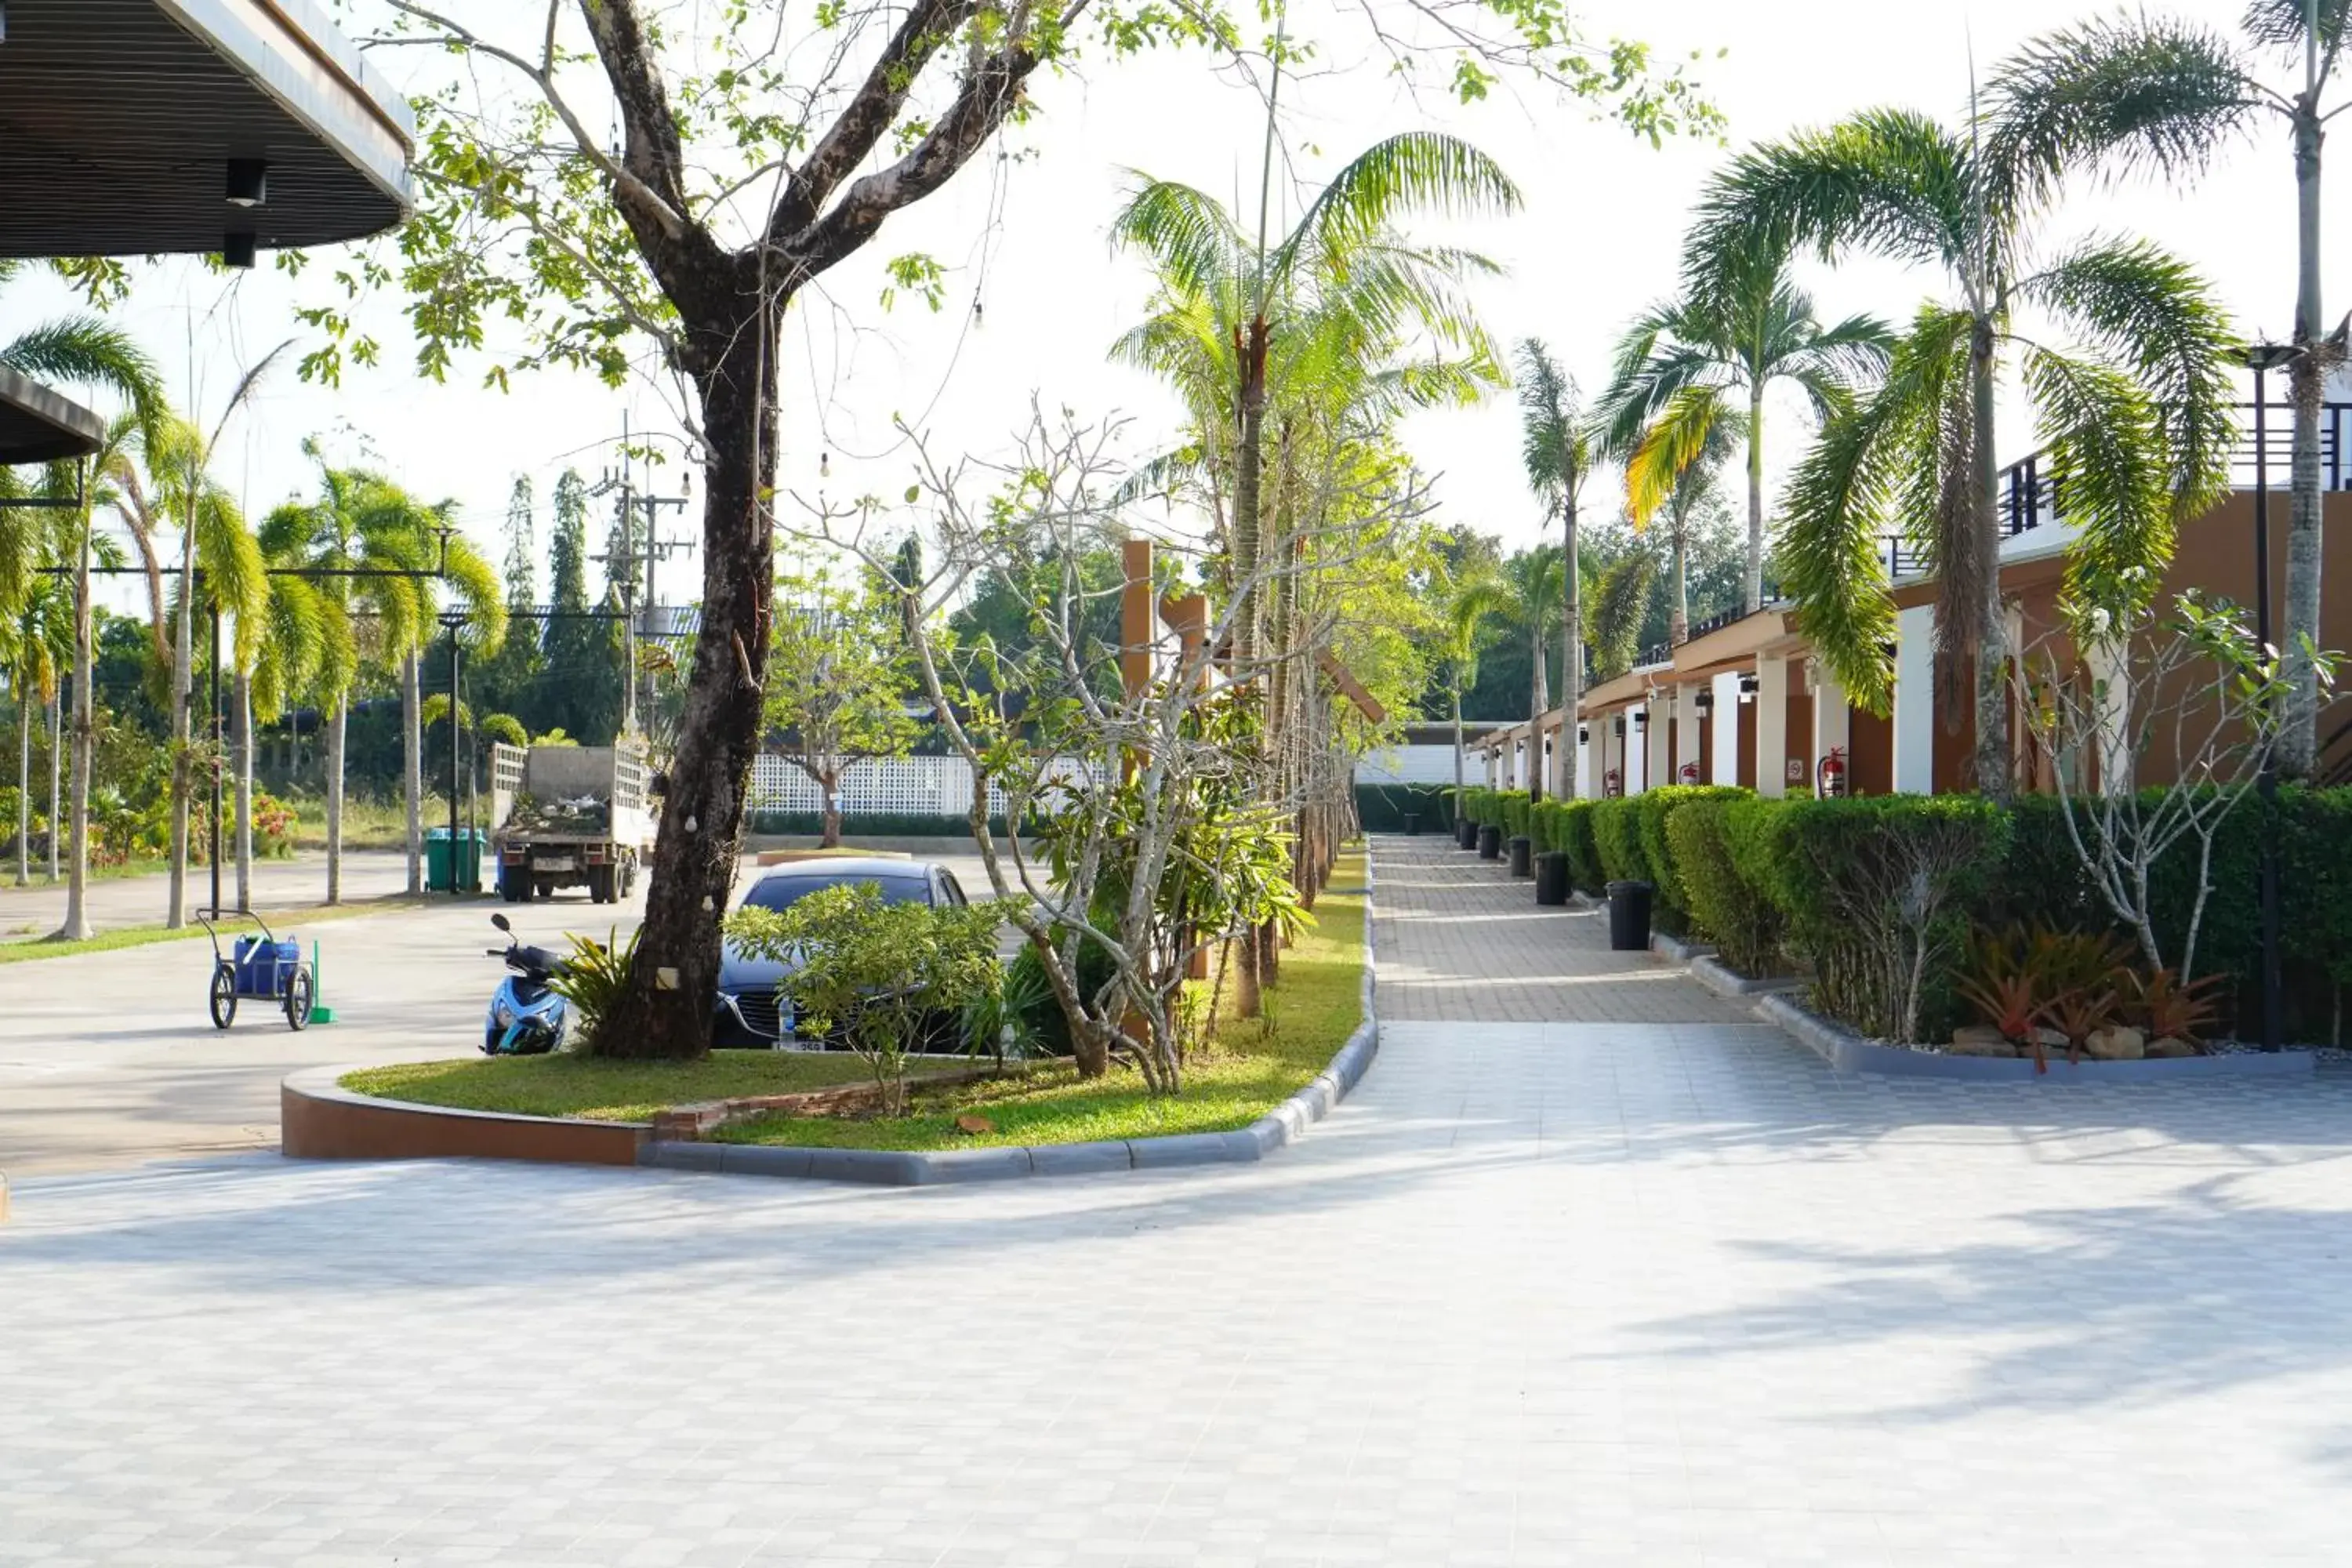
[1679,761,1700,784]
[1817,746,1847,798]
[1603,768,1623,798]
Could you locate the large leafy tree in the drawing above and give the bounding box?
[1515,339,1595,797]
[1593,265,1890,614]
[1686,107,2237,797]
[764,565,919,848]
[324,2,1714,1058]
[1987,2,2349,778]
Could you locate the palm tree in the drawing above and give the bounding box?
[49,418,152,940]
[1453,546,1566,790]
[1111,132,1519,669]
[262,460,503,902]
[1443,569,1501,822]
[1987,4,2349,777]
[1686,107,2238,797]
[1,579,68,888]
[1594,267,1891,614]
[112,409,268,925]
[1614,399,1741,649]
[1515,340,1597,798]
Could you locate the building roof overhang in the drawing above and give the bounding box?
[0,0,414,259]
[0,364,104,463]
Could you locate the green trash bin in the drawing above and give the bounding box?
[426,827,485,892]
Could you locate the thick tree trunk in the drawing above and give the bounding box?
[1969,318,2010,800]
[1745,382,1767,612]
[597,295,779,1059]
[234,670,254,911]
[2281,103,2327,778]
[1526,610,1548,802]
[819,767,843,848]
[402,652,423,894]
[325,695,347,906]
[57,540,95,941]
[1559,489,1582,799]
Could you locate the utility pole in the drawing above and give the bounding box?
[592,413,691,739]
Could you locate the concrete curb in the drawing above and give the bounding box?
[1687,953,1802,1000]
[1648,931,1715,966]
[642,853,1384,1186]
[1754,991,2318,1081]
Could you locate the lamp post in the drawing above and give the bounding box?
[2247,343,2296,1053]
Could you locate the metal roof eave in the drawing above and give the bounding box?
[159,0,416,212]
[0,365,106,465]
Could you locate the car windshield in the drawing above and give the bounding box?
[740,873,929,913]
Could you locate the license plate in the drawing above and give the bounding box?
[532,857,575,873]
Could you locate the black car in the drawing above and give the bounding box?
[712,857,972,1049]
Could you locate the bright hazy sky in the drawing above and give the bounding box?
[9,0,2322,608]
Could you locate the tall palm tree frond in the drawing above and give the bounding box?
[1109,177,1243,300]
[1985,13,2258,212]
[1624,386,1734,524]
[1685,108,1972,297]
[1285,132,1522,287]
[2016,235,2238,527]
[0,318,165,422]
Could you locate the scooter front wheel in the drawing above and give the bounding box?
[209,964,238,1030]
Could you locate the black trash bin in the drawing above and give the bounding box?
[1508,834,1534,877]
[1534,851,1570,906]
[1457,818,1479,850]
[1403,812,1421,837]
[1606,880,1654,951]
[1477,824,1502,859]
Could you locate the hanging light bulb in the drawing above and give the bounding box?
[818,451,830,479]
[972,298,985,330]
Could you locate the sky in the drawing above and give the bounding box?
[6,0,2327,612]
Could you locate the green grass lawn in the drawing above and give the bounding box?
[338,848,1369,1147]
[717,851,1367,1152]
[342,1051,946,1124]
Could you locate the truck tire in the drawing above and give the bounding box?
[590,866,615,905]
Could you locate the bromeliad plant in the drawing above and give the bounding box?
[552,925,641,1055]
[727,885,1007,1117]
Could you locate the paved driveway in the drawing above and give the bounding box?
[0,848,1000,1175]
[5,837,2352,1565]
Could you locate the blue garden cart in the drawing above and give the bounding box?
[197,911,315,1031]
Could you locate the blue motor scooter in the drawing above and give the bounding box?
[484,913,570,1054]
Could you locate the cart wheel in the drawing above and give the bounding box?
[209,964,238,1029]
[284,967,314,1032]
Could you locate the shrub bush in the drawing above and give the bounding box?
[1761,794,2010,1044]
[1666,798,1784,974]
[1632,785,1747,936]
[1590,797,1645,884]
[1529,797,1603,893]
[1355,782,1454,833]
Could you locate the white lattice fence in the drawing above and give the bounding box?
[748,755,1102,818]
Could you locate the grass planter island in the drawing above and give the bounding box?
[310,852,1375,1182]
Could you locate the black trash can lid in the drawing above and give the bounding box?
[1606,880,1654,895]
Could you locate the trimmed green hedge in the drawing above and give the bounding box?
[1356,783,1455,833]
[1532,797,1605,893]
[1632,786,1748,937]
[1590,798,1645,885]
[1441,778,2352,1044]
[1668,798,1783,975]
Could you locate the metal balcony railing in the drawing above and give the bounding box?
[1873,400,2352,583]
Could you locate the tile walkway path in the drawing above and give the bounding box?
[6,835,2352,1564]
